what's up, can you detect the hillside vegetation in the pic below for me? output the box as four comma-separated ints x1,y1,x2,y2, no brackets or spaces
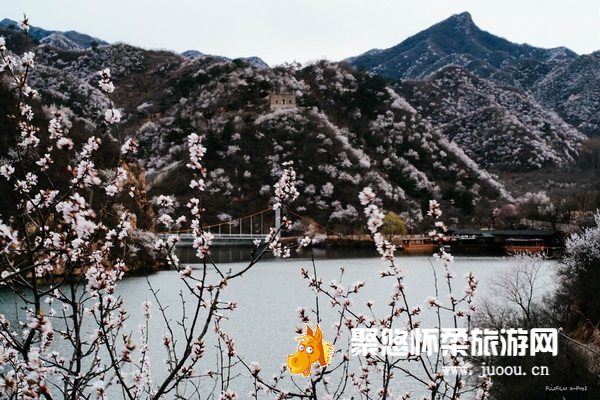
2,12,598,231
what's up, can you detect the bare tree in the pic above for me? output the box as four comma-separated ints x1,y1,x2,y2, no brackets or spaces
478,253,548,328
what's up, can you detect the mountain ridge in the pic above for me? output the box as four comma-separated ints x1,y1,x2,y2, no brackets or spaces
0,14,596,230
181,50,269,68
347,12,578,81
0,30,513,227
395,65,585,170
0,17,269,67
346,11,599,137
0,18,108,50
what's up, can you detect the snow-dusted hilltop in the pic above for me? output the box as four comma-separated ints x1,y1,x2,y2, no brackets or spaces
0,18,108,50
396,66,585,170
347,12,599,137
347,12,578,81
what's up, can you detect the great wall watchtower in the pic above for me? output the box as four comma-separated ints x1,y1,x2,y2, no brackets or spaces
269,93,297,110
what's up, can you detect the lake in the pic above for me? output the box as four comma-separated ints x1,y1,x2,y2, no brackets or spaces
0,247,559,398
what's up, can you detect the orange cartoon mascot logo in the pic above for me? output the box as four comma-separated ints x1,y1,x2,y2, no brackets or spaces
287,323,334,376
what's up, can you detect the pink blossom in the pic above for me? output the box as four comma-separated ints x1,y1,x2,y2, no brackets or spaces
158,214,174,228
299,236,312,247
250,362,261,376
19,103,33,120
92,379,107,400
220,388,238,400
56,193,98,239
180,265,193,278
365,206,384,234
186,133,207,171
72,160,102,187
189,179,205,190
0,54,15,72
273,161,299,204
0,221,18,253
426,296,441,307
35,154,52,170
194,231,214,258
56,137,74,150
427,199,442,218
22,84,39,98
269,240,282,257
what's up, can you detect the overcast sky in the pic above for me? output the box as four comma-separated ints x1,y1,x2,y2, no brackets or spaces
4,0,599,66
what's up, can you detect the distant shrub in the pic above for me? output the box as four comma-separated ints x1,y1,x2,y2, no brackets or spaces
380,211,408,238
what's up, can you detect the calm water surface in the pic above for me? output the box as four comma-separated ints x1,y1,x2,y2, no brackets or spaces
0,248,558,398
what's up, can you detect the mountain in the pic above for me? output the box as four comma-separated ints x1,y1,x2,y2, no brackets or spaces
181,50,206,59
182,50,269,69
347,12,600,137
0,29,512,228
240,56,269,69
2,17,595,231
488,51,600,137
395,66,585,170
0,18,108,50
347,12,577,81
529,52,600,136
0,18,269,67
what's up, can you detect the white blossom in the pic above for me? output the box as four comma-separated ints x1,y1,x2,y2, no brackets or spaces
21,52,34,68
0,164,15,180
105,184,119,197
358,187,376,206
155,195,175,207
18,16,30,32
121,138,137,154
98,68,115,93
104,108,122,124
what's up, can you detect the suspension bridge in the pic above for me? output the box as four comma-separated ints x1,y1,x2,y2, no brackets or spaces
161,208,338,247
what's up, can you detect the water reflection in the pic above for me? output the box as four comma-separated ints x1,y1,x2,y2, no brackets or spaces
176,244,438,264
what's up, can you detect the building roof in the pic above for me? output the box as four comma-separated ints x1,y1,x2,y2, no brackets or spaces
447,228,557,238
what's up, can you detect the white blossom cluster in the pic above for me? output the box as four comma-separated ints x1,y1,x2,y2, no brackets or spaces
272,161,299,209
0,25,167,398
98,68,115,93
404,66,585,170
359,187,396,260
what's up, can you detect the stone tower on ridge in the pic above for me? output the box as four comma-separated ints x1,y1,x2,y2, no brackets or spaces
270,93,296,110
